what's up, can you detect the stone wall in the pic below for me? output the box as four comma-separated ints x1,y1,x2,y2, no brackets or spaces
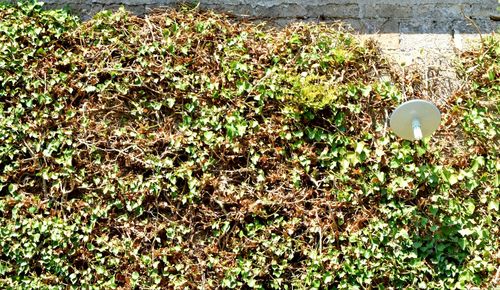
38,0,499,33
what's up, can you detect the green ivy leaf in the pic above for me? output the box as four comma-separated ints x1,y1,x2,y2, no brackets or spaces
488,200,499,211
458,228,473,236
448,174,458,185
84,85,97,93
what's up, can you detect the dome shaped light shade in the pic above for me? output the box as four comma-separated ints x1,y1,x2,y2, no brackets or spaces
390,100,441,141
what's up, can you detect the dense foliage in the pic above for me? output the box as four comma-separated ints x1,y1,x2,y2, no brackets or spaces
0,1,498,289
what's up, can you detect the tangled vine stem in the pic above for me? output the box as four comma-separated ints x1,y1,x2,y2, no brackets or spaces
0,2,498,289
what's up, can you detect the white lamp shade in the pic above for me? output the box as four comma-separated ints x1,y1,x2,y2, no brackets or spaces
390,100,441,141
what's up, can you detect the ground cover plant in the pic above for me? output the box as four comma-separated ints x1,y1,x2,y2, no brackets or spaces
0,1,498,289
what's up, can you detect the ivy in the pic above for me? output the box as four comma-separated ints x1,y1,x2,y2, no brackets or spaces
0,1,498,289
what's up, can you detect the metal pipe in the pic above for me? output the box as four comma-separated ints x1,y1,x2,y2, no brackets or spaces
412,119,423,140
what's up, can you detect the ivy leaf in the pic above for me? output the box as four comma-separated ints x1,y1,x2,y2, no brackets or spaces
458,228,473,236
360,85,372,97
487,69,495,81
7,184,17,194
166,98,175,108
488,200,499,211
204,131,214,142
448,174,458,185
324,272,333,284
84,85,97,93
464,200,475,216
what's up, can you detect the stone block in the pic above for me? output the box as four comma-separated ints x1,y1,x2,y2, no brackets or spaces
252,0,357,6
254,4,308,18
198,3,257,16
413,4,463,18
363,0,490,4
399,33,454,51
197,0,246,5
361,4,413,19
452,19,498,34
400,20,452,33
308,4,359,19
356,18,400,33
103,4,146,15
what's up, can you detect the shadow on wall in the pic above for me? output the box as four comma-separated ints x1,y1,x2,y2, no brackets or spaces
39,0,499,34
